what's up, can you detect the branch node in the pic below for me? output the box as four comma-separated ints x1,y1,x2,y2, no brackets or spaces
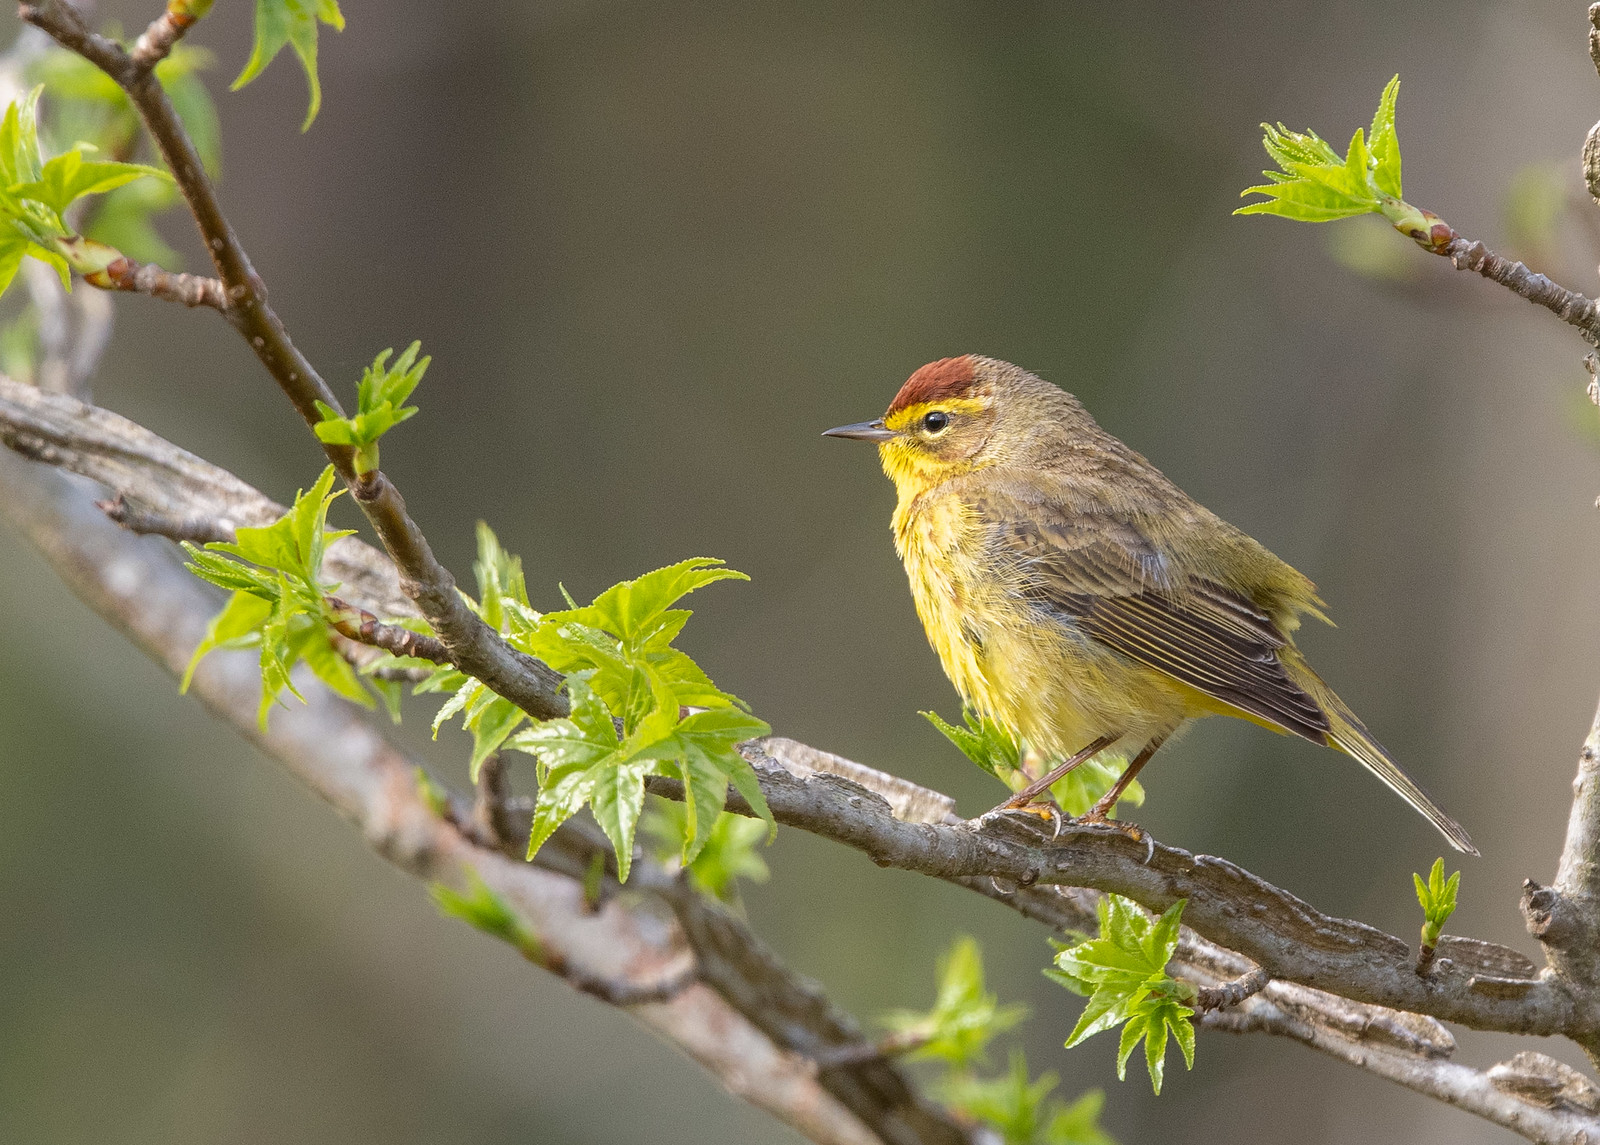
1194,966,1270,1012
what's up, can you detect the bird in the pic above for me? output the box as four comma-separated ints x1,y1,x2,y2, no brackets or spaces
824,355,1477,854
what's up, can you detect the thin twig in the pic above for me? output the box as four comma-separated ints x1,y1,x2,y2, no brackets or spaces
1194,966,1271,1012
324,593,449,664
128,0,201,77
1205,1003,1600,1145
1403,215,1600,346
20,0,570,725
96,493,231,543
82,254,226,310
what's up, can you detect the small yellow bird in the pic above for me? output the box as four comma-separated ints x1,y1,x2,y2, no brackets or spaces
825,355,1476,854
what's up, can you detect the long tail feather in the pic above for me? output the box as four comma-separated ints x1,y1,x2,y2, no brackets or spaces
1278,649,1478,854
1327,708,1478,855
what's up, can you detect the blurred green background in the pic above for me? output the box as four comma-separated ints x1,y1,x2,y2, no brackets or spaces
3,1,1600,1141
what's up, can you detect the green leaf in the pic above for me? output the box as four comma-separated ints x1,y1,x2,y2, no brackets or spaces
938,1050,1116,1145
588,758,651,884
633,705,774,859
233,0,346,131
1051,754,1143,818
1368,75,1402,198
1045,1089,1117,1145
472,521,531,632
209,465,349,583
465,695,524,781
182,588,271,690
1413,856,1461,946
546,558,747,652
1052,896,1195,1093
1236,76,1407,225
881,936,1029,1069
642,801,770,901
923,708,1018,780
312,342,429,472
11,149,171,218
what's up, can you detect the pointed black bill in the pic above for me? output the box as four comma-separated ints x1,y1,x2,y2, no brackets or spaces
822,419,896,442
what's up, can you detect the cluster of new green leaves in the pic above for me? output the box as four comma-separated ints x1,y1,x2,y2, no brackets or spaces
1236,75,1440,244
0,87,169,299
1048,896,1195,1095
642,798,770,903
923,709,1143,817
234,0,345,131
181,465,379,725
313,341,427,475
412,527,772,883
1414,857,1461,953
26,44,219,269
884,937,1116,1145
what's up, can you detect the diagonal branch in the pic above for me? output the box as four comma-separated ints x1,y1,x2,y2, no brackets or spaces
0,447,960,1145
0,373,1589,1049
19,0,570,725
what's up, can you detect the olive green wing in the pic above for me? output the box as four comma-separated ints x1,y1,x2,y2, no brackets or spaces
979,501,1332,744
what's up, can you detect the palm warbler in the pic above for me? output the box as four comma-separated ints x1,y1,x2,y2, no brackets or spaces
825,355,1476,854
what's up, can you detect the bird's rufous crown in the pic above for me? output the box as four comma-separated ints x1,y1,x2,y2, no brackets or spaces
887,355,978,414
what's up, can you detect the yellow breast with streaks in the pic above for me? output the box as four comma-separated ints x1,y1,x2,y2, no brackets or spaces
891,484,1197,760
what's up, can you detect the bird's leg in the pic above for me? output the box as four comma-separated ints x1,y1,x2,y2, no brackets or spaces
1076,733,1168,835
994,734,1119,813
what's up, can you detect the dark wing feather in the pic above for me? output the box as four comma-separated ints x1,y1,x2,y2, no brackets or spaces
984,506,1331,744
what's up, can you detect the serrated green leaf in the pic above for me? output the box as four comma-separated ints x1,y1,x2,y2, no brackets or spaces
181,588,271,690
1053,894,1196,1093
923,708,1018,780
1045,1088,1117,1145
432,676,481,737
643,800,771,900
881,936,1029,1069
1368,75,1401,198
466,696,524,780
1237,77,1409,226
290,616,372,708
233,0,346,131
473,521,530,631
588,758,650,883
552,558,747,651
12,149,171,217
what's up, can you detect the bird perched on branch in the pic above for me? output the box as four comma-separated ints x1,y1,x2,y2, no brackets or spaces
825,355,1476,854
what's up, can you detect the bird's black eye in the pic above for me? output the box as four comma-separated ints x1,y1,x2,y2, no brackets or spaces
923,411,950,434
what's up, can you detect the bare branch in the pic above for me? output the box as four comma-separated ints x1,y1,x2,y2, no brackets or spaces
1401,214,1600,346
82,253,226,310
1205,1003,1600,1145
96,493,231,543
323,593,449,664
128,0,203,77
1195,967,1270,1013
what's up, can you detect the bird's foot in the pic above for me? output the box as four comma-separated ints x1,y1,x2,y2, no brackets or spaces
1072,811,1155,862
974,797,1064,837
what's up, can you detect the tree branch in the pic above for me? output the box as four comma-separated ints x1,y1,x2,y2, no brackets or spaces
81,253,226,310
1205,1004,1600,1145
1523,694,1600,1068
128,0,202,77
0,447,935,1145
19,0,570,725
1399,212,1600,347
1,378,1588,1049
